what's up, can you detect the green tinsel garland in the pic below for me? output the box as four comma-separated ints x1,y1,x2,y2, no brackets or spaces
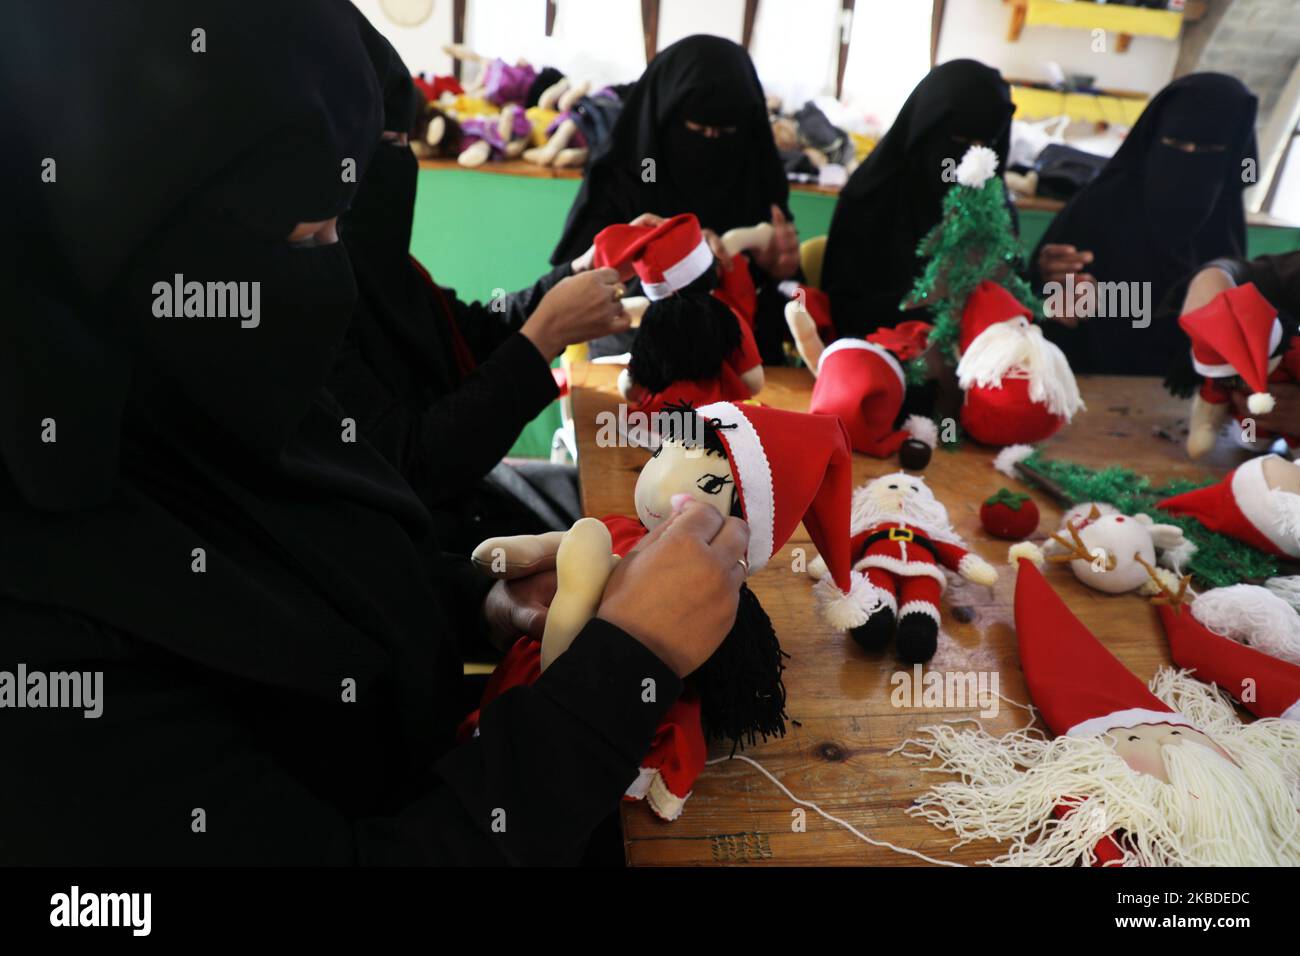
1020,452,1280,589
903,174,1041,365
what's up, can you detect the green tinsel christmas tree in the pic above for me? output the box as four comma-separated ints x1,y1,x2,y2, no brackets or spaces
1018,451,1281,589
902,145,1040,383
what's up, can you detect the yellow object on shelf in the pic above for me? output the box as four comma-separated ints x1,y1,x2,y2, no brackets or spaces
1024,0,1183,39
1011,84,1148,127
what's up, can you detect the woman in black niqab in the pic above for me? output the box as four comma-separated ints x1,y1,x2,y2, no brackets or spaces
1,0,683,865
550,34,795,361
1030,73,1258,375
821,59,1015,339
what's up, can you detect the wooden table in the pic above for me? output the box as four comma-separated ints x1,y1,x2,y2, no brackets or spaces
569,363,1255,866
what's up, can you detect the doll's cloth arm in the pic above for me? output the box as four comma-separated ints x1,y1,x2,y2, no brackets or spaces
930,538,976,573
2,604,677,865
329,331,558,506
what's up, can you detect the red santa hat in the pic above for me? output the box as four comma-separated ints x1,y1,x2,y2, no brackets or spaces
694,402,854,596
1180,282,1282,416
1159,455,1300,559
808,323,937,457
593,213,714,301
1156,603,1300,723
1015,559,1194,737
956,281,1083,447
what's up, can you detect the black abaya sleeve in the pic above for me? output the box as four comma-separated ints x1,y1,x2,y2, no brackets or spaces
822,194,911,338
1,606,680,865
446,262,574,360
329,330,559,507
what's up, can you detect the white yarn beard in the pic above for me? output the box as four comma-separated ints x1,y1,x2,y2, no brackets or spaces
1267,486,1300,547
956,319,1086,420
899,669,1300,866
851,484,963,546
1192,584,1300,666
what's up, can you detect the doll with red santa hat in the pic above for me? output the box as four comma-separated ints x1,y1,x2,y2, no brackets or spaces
808,473,999,664
1159,452,1300,560
899,558,1300,866
1168,281,1300,458
465,401,859,821
591,214,768,415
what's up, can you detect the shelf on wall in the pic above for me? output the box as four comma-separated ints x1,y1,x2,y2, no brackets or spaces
1005,0,1184,53
1011,83,1149,125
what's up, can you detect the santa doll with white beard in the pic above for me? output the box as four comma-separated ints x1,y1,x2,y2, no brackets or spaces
898,558,1300,866
810,473,998,663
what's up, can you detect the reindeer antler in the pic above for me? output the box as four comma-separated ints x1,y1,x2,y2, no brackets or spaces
1047,520,1116,570
1133,552,1192,609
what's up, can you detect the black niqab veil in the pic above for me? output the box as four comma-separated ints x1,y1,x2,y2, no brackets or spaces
550,34,790,265
2,0,460,743
1032,72,1258,375
821,59,1015,338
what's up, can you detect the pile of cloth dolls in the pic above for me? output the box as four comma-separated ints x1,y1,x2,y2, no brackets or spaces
409,45,624,169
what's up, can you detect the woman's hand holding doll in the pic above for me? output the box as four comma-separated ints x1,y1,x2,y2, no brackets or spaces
598,496,750,677
521,267,631,360
754,204,799,279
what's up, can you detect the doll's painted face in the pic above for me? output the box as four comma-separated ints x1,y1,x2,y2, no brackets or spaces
634,438,736,530
1105,723,1231,785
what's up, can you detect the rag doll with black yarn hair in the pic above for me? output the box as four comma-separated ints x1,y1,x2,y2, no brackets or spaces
465,399,858,820
598,214,772,414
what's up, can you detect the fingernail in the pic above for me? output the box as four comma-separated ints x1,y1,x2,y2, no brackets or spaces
671,493,692,513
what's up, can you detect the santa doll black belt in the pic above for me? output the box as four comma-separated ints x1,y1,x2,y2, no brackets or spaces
864,528,941,560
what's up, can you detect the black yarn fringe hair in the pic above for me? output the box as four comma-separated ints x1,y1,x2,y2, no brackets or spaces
628,294,742,394
695,583,788,753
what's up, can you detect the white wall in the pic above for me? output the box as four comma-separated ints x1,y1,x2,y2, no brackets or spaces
936,0,1180,96
658,0,744,48
351,0,455,75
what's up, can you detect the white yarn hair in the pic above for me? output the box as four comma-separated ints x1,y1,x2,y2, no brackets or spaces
1266,487,1300,546
851,475,964,545
1265,575,1300,612
1191,584,1300,666
956,318,1086,420
904,415,938,449
898,668,1300,866
955,144,999,188
992,444,1034,479
813,570,891,631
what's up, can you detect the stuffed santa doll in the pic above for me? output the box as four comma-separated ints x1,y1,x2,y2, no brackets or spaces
1176,281,1300,458
1159,453,1300,560
593,214,765,415
466,401,858,821
899,558,1300,866
810,473,998,664
1156,586,1300,722
785,303,938,463
954,280,1085,447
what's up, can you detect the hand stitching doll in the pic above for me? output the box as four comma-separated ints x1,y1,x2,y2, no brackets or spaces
1168,282,1300,459
898,558,1300,866
809,472,999,664
465,400,859,820
593,214,766,415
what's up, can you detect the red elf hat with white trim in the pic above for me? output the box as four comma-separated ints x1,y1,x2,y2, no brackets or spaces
809,323,936,457
593,213,715,301
1180,282,1281,415
694,402,854,594
1015,559,1194,737
1156,603,1300,723
1159,455,1300,559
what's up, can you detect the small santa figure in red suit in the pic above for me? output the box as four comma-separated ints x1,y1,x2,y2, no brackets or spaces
899,559,1300,866
810,472,998,663
1177,281,1300,458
